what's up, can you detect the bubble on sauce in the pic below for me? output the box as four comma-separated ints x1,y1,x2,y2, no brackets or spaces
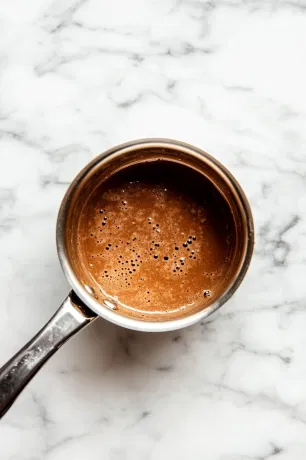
84,284,95,295
103,299,118,310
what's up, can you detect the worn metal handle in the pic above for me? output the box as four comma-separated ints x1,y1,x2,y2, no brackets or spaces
0,292,97,419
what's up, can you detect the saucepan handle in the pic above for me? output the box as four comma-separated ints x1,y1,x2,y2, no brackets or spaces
0,292,97,419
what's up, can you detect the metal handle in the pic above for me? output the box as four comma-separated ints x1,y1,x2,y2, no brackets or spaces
0,292,97,419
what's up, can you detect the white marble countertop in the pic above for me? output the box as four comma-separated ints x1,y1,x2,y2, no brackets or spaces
1,0,306,458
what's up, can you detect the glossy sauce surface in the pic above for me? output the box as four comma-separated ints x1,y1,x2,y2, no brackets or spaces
76,161,236,318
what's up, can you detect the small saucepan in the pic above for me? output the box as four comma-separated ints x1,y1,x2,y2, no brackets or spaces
0,139,254,418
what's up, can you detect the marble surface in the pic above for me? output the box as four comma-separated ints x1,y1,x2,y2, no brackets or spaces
1,0,306,458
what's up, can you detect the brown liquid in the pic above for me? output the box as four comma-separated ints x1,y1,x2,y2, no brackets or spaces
75,161,236,320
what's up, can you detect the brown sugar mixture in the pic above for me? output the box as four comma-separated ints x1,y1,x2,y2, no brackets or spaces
76,160,236,319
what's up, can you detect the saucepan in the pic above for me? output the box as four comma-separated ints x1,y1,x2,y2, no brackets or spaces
0,139,254,418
